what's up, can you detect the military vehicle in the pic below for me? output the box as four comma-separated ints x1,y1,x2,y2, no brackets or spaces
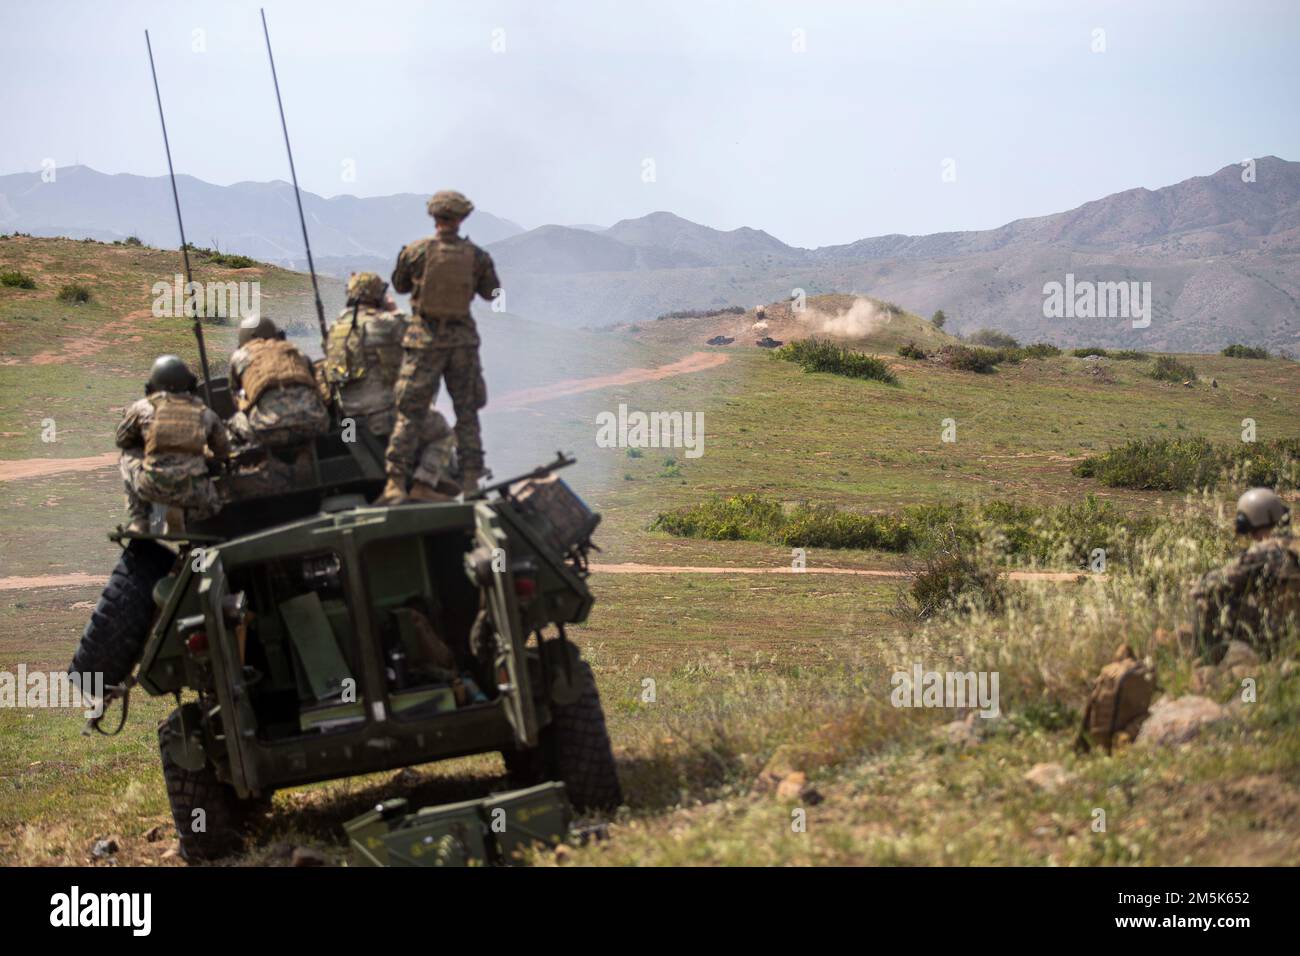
67,20,620,863
71,417,621,862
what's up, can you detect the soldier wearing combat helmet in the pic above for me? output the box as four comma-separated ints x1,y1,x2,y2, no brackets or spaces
1192,488,1299,661
323,271,460,500
381,190,500,502
116,355,231,533
227,314,329,450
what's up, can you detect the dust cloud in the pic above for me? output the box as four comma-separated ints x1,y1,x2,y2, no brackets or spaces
797,297,890,339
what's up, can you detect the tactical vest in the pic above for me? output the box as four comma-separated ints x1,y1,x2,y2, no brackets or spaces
144,392,206,461
239,338,317,410
324,306,404,388
418,238,476,317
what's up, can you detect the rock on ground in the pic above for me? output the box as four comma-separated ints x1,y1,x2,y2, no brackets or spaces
1136,695,1227,747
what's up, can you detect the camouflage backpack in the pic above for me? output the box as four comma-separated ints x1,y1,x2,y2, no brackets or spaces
1075,644,1156,754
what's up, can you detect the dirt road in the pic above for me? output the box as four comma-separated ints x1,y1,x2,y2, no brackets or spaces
0,564,1092,592
0,352,730,482
591,563,1093,582
0,452,118,482
493,351,728,410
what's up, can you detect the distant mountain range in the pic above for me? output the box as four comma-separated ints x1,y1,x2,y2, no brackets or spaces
2,158,1297,351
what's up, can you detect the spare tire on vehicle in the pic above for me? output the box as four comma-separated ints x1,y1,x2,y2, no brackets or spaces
68,539,176,687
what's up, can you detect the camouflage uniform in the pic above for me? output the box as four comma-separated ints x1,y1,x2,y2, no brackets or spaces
386,195,499,488
324,280,458,490
228,337,330,450
116,392,230,522
1192,532,1300,661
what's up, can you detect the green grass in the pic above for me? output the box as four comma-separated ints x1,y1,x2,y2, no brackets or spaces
774,337,898,384
4,243,1300,866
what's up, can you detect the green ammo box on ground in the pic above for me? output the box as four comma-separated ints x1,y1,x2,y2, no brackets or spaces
343,782,572,867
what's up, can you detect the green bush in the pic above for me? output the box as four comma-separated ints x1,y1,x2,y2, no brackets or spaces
909,544,1007,619
1148,355,1197,383
1221,344,1270,359
774,338,898,384
56,283,91,304
0,269,36,289
1070,347,1147,360
657,305,746,320
1074,436,1300,491
652,494,1160,569
897,341,927,360
1020,343,1062,359
184,244,257,269
931,309,946,329
967,329,1020,349
939,345,1001,373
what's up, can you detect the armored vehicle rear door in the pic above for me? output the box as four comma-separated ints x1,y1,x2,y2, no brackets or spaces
475,503,537,747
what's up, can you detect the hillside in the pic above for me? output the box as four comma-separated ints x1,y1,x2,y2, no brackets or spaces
0,165,523,273
488,157,1300,352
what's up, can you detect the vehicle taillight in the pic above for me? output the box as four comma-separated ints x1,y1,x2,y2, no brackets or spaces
514,576,537,601
186,631,209,655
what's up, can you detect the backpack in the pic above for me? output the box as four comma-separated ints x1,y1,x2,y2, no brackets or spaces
1076,644,1156,754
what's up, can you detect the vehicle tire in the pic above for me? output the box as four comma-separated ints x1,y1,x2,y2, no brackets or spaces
503,660,622,811
158,723,247,863
69,539,175,687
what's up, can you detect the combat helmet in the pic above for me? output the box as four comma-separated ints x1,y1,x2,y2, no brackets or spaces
427,190,474,220
1235,488,1290,534
148,354,197,394
346,271,387,306
238,314,280,346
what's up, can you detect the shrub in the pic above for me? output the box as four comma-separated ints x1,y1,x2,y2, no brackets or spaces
652,494,1162,570
183,244,257,269
1073,436,1300,491
938,345,1001,373
1221,344,1270,359
967,328,1020,349
774,338,898,384
656,305,746,321
897,341,927,360
1020,343,1062,359
57,283,91,304
1108,349,1148,360
0,270,36,289
908,543,1007,619
931,309,946,329
1148,355,1197,383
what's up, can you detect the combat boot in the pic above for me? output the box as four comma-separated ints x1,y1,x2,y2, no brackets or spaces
375,478,408,505
459,467,482,497
407,481,452,503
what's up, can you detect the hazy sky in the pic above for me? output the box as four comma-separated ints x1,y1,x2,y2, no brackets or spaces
3,0,1297,247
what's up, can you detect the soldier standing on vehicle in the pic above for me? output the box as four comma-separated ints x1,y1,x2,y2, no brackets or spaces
324,272,459,501
1192,488,1299,661
381,190,500,503
227,314,329,450
117,355,230,532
